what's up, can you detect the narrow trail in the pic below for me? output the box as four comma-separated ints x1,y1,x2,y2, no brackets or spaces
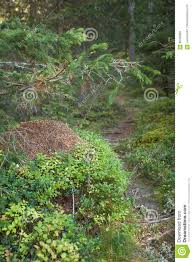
103,111,134,145
103,108,162,216
103,107,175,250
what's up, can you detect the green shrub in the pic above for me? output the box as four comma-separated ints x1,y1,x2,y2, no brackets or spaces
1,131,129,220
0,130,136,261
0,202,87,261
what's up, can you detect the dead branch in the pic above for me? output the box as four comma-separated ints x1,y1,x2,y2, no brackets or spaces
0,62,46,71
141,215,174,224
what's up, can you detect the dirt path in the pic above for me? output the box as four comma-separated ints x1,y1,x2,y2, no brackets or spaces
103,111,134,145
103,109,162,216
103,106,175,250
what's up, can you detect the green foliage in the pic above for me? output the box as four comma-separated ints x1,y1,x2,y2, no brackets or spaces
0,130,137,261
0,19,154,125
129,64,161,88
141,37,175,94
0,131,129,221
0,110,17,133
0,18,85,62
116,98,175,211
96,224,138,262
0,19,85,122
0,202,85,261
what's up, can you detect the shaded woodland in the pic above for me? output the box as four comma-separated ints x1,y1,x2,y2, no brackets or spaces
0,1,174,261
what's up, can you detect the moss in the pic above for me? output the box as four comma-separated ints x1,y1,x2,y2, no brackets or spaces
115,98,174,212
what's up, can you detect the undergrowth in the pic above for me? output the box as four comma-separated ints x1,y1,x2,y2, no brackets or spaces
115,98,175,213
0,131,138,261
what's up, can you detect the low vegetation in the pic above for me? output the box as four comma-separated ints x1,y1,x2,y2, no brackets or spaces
0,131,139,261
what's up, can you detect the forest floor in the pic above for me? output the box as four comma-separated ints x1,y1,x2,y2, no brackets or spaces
102,98,175,260
103,107,162,216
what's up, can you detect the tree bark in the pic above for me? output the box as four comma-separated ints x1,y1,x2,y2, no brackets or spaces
56,0,65,34
29,0,37,24
128,0,136,61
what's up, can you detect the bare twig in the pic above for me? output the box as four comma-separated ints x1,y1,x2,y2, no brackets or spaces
141,215,174,224
0,61,46,70
72,189,75,218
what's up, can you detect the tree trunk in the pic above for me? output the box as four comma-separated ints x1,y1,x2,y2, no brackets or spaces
29,0,37,24
148,1,154,26
56,0,65,34
128,0,135,61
